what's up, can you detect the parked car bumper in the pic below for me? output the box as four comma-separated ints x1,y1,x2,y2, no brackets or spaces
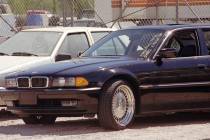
0,88,101,116
0,76,6,106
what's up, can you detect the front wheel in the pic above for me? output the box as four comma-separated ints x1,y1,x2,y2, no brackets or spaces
98,80,135,130
22,115,56,125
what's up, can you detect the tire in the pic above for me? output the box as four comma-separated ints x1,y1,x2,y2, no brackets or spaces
98,80,135,130
22,115,56,125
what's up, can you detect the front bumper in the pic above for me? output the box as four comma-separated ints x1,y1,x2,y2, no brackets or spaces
0,87,101,116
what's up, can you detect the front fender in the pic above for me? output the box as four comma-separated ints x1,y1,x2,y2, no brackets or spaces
87,68,139,87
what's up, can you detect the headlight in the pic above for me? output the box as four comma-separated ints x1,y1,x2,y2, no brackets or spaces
52,77,89,87
52,77,75,87
5,78,17,88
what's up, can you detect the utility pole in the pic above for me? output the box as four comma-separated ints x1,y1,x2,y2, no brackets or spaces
176,0,179,24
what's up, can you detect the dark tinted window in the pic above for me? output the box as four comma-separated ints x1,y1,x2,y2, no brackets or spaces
91,32,109,42
58,33,90,58
164,30,198,57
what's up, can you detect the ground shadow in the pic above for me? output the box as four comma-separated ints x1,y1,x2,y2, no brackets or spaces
0,112,210,136
0,108,16,121
133,112,210,129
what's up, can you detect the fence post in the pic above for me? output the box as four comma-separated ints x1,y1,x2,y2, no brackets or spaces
156,1,159,25
52,0,56,14
176,0,179,24
71,0,74,27
62,0,67,27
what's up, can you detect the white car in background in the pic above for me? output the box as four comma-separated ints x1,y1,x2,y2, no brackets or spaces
0,27,114,105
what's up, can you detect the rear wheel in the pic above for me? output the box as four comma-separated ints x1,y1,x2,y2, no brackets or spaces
22,115,56,125
98,80,135,130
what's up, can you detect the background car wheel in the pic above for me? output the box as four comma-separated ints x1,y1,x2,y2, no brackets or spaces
98,80,135,130
22,115,56,125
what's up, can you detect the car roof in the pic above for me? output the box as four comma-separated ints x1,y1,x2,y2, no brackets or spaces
22,27,115,33
123,24,210,31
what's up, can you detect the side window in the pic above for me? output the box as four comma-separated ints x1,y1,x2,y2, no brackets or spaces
58,33,90,58
203,30,210,54
92,35,130,56
164,30,198,58
91,32,110,42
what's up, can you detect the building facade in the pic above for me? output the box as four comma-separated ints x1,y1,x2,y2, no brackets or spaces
95,0,210,24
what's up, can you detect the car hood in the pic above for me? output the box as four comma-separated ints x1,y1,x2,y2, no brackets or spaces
0,56,52,87
0,56,52,74
0,56,50,75
14,57,137,76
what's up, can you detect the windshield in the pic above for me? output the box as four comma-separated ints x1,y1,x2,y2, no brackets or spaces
82,29,164,58
0,31,62,56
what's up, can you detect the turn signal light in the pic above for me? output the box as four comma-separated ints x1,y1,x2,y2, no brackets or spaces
75,77,89,87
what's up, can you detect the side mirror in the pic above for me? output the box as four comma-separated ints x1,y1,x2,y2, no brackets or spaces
155,48,177,66
55,54,71,62
77,52,83,57
159,48,177,58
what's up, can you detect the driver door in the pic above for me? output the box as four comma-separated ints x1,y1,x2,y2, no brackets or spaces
140,29,210,113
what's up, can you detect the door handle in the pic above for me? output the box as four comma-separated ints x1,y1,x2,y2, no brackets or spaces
197,64,207,69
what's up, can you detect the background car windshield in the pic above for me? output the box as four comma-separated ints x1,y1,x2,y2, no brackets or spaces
0,31,62,56
83,29,164,58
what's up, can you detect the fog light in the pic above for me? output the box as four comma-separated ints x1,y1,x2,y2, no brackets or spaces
61,100,78,107
5,101,14,107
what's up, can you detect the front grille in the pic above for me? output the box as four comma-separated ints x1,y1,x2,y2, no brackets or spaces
16,76,49,88
31,77,48,88
17,77,30,88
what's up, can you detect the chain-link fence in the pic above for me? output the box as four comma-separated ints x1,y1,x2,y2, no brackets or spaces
0,0,96,38
0,0,210,38
110,0,210,28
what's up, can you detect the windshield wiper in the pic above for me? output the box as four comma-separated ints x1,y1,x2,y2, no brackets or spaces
12,52,38,56
0,52,9,56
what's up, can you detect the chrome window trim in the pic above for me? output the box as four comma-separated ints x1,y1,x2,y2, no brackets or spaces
152,31,173,60
152,27,203,60
140,81,210,89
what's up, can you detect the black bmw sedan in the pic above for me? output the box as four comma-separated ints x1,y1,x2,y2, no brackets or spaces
2,25,210,130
